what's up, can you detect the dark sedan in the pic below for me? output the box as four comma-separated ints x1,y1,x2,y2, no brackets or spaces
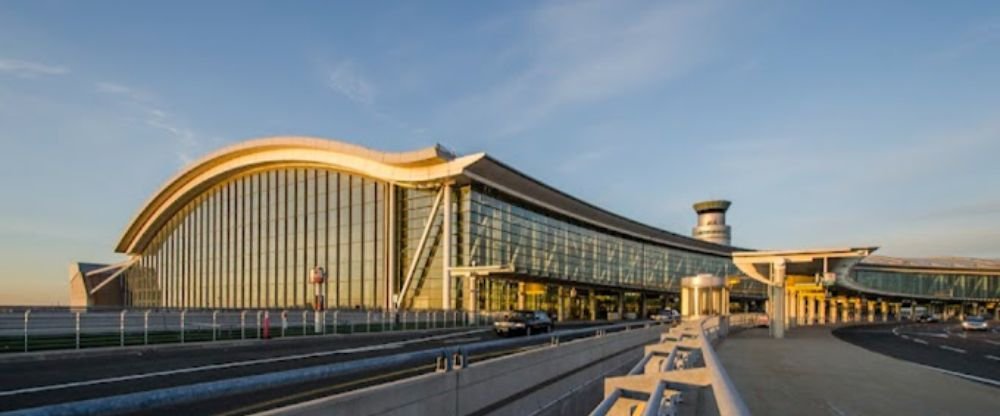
494,310,553,336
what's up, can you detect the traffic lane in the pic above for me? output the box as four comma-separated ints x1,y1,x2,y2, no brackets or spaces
0,329,491,411
141,322,651,416
0,321,625,412
833,323,1000,383
894,322,1000,358
0,327,481,390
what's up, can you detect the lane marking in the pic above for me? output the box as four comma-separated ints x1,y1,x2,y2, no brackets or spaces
912,338,928,345
0,328,487,398
904,362,1000,387
900,335,910,340
939,345,967,354
986,355,1000,361
984,340,1000,346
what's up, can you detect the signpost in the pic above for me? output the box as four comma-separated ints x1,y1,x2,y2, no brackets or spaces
311,266,327,333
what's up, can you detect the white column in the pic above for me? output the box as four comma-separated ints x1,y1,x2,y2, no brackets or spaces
797,293,806,326
818,298,826,325
441,183,452,310
841,299,849,323
517,282,526,310
772,259,786,339
807,296,815,326
386,183,396,311
880,301,888,322
828,300,838,324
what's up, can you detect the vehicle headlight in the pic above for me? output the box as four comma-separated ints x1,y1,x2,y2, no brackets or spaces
513,323,525,328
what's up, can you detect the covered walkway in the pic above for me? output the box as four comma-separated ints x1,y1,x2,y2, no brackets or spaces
716,326,1000,415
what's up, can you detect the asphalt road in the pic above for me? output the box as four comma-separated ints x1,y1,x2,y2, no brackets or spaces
0,321,625,415
833,322,1000,384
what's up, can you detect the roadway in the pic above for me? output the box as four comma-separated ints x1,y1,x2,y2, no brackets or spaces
0,320,626,415
833,321,1000,384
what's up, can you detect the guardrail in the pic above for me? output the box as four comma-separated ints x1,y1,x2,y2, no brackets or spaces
0,308,492,354
9,320,659,416
589,313,761,416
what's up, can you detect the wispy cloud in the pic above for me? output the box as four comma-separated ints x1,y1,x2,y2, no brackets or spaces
0,58,69,77
326,61,376,106
444,0,721,138
96,81,203,164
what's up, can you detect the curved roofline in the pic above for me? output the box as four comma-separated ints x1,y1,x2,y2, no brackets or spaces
117,136,482,254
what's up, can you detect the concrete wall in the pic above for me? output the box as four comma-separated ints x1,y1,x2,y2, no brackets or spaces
262,325,664,416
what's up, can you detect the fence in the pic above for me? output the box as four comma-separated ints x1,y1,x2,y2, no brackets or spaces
0,308,492,354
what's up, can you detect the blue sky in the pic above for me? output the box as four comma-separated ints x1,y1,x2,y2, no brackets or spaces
2,1,999,305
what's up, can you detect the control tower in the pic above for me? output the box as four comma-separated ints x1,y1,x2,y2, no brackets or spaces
692,200,732,246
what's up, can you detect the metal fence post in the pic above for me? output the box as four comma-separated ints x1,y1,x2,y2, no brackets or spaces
366,310,372,333
241,310,247,340
180,310,187,344
75,311,81,350
333,310,339,335
213,310,219,341
302,310,308,336
257,311,263,338
144,310,151,345
120,309,127,347
281,310,287,337
23,309,30,352
322,311,328,335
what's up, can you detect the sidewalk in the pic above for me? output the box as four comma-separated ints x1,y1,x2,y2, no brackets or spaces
716,326,999,415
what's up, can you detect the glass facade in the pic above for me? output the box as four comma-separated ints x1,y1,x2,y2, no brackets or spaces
463,185,765,297
118,172,767,311
851,268,1000,300
122,168,387,309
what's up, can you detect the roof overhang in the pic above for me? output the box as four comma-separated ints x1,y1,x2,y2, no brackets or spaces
732,246,878,287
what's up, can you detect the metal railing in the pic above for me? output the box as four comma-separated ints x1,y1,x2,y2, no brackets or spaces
0,307,493,354
590,313,761,416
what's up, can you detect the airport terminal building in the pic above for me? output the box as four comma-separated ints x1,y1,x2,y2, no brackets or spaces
70,137,1000,320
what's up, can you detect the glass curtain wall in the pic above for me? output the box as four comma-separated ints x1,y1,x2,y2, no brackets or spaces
463,184,765,297
851,268,1000,300
122,168,387,310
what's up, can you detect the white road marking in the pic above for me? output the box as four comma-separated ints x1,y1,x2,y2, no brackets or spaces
900,335,910,340
912,338,928,345
939,345,967,354
0,328,487,398
984,340,1000,346
825,401,848,416
915,333,949,339
986,355,1000,361
904,362,1000,387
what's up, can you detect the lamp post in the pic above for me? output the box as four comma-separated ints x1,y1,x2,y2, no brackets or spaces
311,266,327,333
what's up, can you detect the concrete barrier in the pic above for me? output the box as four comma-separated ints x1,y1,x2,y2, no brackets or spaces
259,325,666,416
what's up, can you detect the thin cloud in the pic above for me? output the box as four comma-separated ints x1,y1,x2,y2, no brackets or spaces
0,58,69,77
443,0,721,138
326,61,376,106
96,80,203,165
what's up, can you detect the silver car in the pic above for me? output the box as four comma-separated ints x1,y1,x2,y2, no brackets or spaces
961,315,989,331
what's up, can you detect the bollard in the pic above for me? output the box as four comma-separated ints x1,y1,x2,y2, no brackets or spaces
263,311,271,339
432,311,437,329
452,311,457,328
333,311,339,335
367,311,372,333
402,311,407,331
75,312,81,350
144,310,151,345
120,310,127,347
302,310,308,336
180,310,187,344
23,309,30,352
213,311,219,341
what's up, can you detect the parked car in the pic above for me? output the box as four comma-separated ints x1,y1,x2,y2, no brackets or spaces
651,308,680,323
755,314,770,328
916,314,939,323
961,315,989,331
494,310,553,336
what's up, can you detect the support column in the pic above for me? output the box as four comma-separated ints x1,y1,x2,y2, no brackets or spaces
880,301,888,322
693,287,701,317
806,296,816,325
797,293,806,326
771,259,786,339
867,301,875,323
818,298,827,325
517,282,526,310
841,298,849,323
441,183,452,310
854,299,862,322
618,291,625,320
722,287,730,316
828,300,837,324
639,293,648,319
557,287,565,322
589,291,597,321
681,287,691,317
